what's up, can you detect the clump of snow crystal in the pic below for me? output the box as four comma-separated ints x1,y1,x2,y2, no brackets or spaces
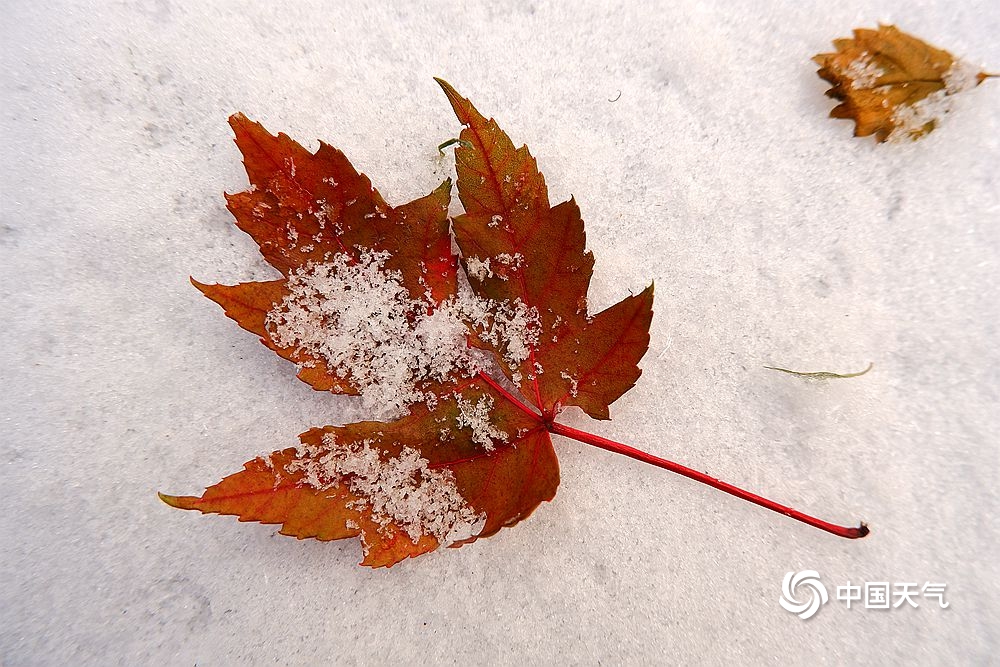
888,60,980,143
456,282,541,370
455,394,508,450
845,52,885,89
289,434,486,546
888,93,946,142
942,59,981,94
465,256,492,281
266,249,478,413
266,247,542,415
492,253,524,280
559,370,579,397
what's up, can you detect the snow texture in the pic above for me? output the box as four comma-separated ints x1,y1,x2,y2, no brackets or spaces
845,52,885,89
289,435,485,548
1,1,998,664
266,249,476,414
887,61,982,143
454,394,508,451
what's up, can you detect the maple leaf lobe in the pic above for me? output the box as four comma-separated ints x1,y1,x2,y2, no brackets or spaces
161,379,559,567
436,78,654,421
195,115,456,396
190,277,356,393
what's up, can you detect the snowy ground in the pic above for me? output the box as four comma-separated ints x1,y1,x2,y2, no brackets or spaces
2,1,998,664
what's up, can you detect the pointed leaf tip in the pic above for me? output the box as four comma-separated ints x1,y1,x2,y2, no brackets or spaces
435,78,480,127
158,491,199,510
433,76,454,94
189,277,220,301
434,77,461,106
227,112,255,140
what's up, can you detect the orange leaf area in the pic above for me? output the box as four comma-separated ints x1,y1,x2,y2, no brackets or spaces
161,378,556,567
438,79,654,421
814,24,994,142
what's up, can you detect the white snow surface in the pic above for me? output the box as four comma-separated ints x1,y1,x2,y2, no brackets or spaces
2,1,998,664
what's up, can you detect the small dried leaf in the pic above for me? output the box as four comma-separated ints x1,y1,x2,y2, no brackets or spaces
813,24,994,142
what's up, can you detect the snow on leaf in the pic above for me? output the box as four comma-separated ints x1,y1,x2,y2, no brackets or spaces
163,82,658,567
436,78,654,420
264,249,479,413
161,379,556,568
454,393,508,451
194,115,459,400
813,24,995,142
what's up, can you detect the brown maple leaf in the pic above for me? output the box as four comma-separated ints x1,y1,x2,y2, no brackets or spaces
161,81,868,568
814,24,996,142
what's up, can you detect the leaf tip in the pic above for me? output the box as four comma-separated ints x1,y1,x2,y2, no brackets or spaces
227,112,256,142
435,77,479,127
158,491,199,510
434,76,460,102
190,276,211,294
432,76,453,91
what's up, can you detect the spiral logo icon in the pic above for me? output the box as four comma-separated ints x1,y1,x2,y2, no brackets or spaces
779,570,828,619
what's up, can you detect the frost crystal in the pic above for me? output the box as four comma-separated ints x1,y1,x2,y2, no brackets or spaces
455,394,508,451
289,435,486,546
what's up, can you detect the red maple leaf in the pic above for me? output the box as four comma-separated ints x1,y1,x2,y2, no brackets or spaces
161,81,868,567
